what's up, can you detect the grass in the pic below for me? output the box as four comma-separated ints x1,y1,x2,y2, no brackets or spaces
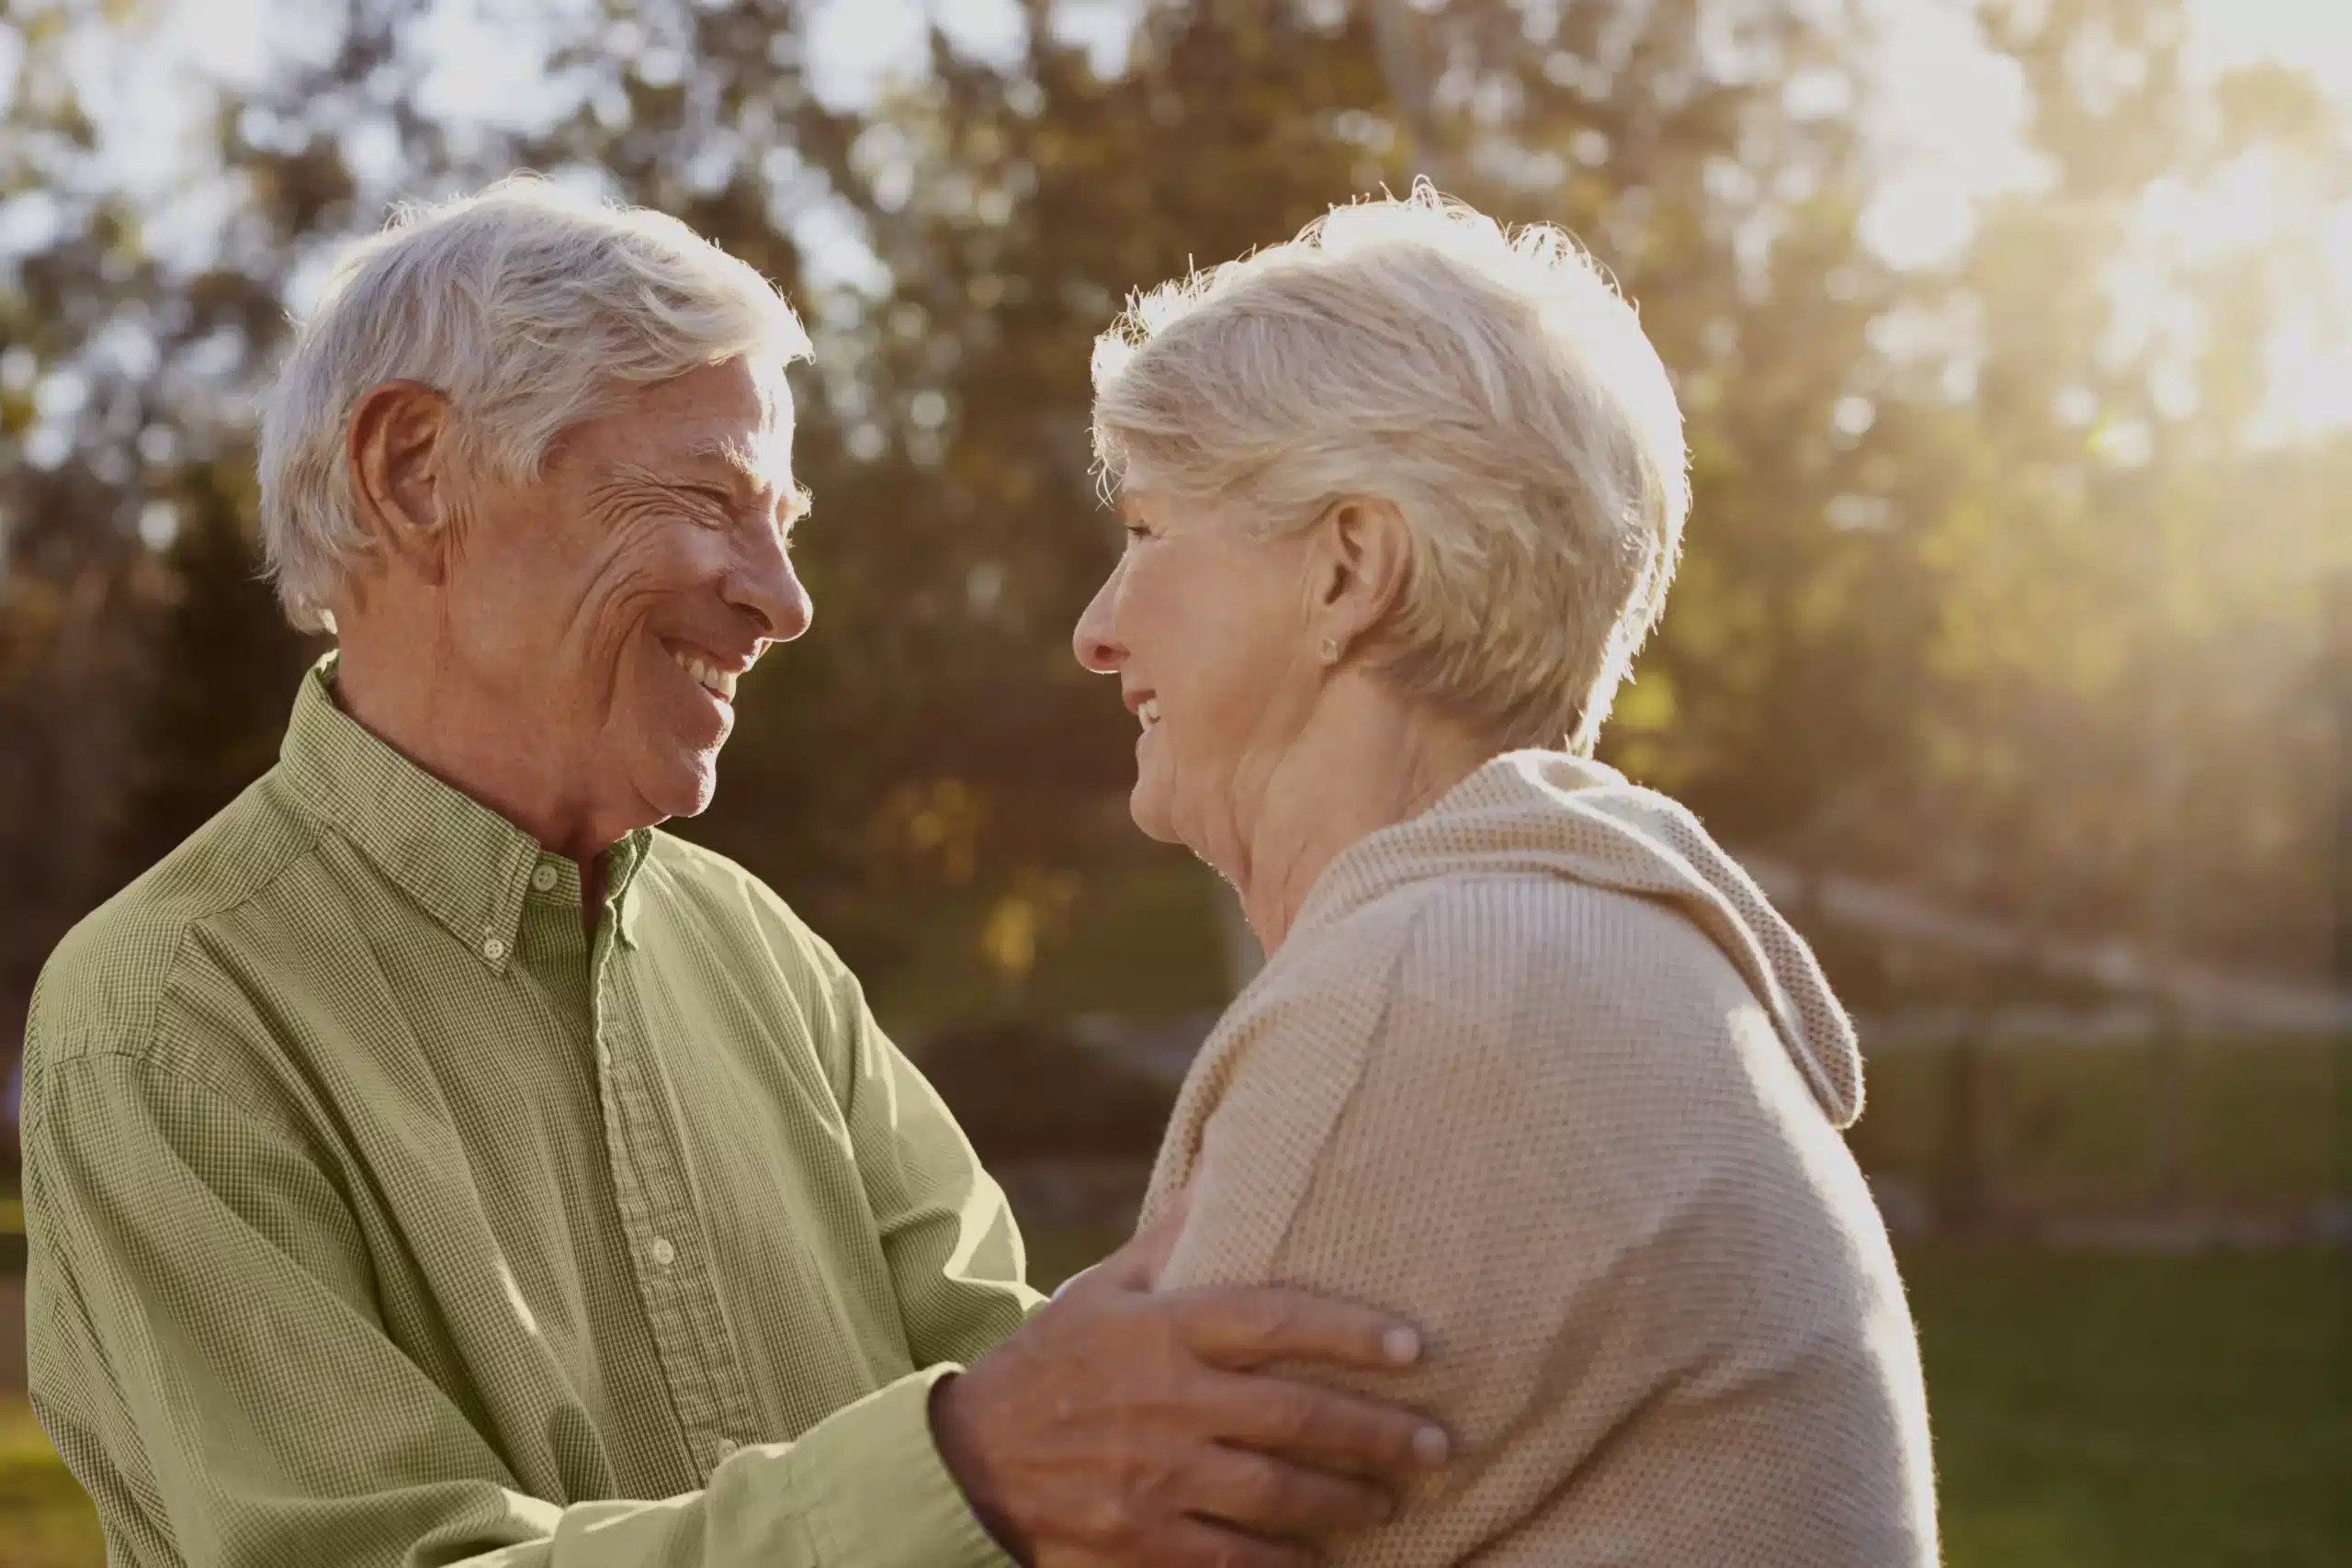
2,1247,2343,1567
1028,1238,2350,1568
1909,1247,2349,1567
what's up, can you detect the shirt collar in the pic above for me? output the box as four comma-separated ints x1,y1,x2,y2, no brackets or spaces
277,654,652,970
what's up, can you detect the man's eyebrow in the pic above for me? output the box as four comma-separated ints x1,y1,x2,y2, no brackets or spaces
679,434,782,484
779,481,813,530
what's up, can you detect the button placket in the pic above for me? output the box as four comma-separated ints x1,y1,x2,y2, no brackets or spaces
592,942,761,1463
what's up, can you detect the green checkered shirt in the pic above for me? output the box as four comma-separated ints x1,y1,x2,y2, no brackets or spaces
22,657,1040,1567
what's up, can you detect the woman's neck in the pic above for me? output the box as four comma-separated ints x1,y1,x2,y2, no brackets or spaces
1235,679,1499,954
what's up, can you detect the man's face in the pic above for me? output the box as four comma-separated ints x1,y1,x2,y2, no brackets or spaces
437,356,811,824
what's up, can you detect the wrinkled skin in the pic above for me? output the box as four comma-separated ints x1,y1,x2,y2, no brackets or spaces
1071,480,1487,953
1071,485,1326,877
332,356,810,863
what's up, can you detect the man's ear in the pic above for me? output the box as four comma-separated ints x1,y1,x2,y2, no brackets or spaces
346,380,457,583
1308,495,1415,661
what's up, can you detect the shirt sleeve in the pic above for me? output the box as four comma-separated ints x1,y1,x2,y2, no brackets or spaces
25,1043,1012,1568
808,935,1048,1366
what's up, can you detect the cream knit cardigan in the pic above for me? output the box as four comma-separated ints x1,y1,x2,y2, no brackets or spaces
1142,751,1937,1566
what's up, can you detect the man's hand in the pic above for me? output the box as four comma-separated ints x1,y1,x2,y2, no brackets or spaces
931,1207,1448,1568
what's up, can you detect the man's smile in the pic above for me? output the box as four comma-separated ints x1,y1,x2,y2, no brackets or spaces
662,638,758,704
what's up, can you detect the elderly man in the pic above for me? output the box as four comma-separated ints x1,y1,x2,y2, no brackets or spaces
21,179,1446,1568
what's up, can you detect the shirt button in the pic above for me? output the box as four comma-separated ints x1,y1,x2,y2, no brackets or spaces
650,1236,676,1269
596,1041,613,1070
531,864,560,893
481,936,507,962
712,1438,740,1462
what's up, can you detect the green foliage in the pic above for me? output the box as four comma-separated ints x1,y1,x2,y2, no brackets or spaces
863,855,1232,1040
101,478,322,894
911,1019,1177,1164
1,0,2345,1012
1884,0,2352,971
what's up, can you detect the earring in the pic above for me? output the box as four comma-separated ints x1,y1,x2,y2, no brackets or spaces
1320,636,1340,664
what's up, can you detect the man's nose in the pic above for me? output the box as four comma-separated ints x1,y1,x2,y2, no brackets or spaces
726,526,813,644
1071,572,1123,674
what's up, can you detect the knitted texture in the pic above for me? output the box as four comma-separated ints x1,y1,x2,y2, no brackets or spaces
1143,751,1937,1566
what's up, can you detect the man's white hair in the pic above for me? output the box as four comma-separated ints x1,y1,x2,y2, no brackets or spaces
1091,184,1689,754
258,174,811,630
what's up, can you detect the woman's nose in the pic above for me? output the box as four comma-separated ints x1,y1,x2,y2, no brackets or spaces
1072,573,1124,674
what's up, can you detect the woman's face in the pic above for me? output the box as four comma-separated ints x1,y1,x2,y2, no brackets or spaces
1072,485,1324,865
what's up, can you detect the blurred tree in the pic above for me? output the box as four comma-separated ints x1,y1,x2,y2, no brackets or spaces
0,0,433,987
3,0,2347,1026
104,469,320,886
643,0,1950,958
1903,0,2352,973
2,3,170,999
2333,566,2351,992
910,1015,1175,1163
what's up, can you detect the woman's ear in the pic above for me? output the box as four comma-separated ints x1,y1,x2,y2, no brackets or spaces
1311,495,1414,660
346,380,457,584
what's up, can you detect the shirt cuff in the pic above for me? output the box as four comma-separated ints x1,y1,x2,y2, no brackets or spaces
759,1364,1014,1568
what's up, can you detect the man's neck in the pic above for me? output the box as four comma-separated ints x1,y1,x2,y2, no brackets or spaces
1233,684,1497,954
331,620,630,871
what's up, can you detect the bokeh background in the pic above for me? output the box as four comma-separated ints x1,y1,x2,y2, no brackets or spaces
1,0,2347,1562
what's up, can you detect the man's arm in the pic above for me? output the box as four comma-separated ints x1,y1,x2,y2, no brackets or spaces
809,933,1043,1363
791,917,1458,1568
26,1043,1005,1568
28,931,1457,1568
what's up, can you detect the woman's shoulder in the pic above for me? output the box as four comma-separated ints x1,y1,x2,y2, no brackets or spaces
1295,868,1746,1010
1205,882,1436,1070
1201,869,1768,1145
1293,873,1793,1145
1214,874,1713,1104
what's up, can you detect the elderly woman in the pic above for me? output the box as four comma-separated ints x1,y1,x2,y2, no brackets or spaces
1072,189,1937,1565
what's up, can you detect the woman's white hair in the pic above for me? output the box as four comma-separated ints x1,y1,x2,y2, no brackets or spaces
258,174,811,630
1091,183,1689,755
